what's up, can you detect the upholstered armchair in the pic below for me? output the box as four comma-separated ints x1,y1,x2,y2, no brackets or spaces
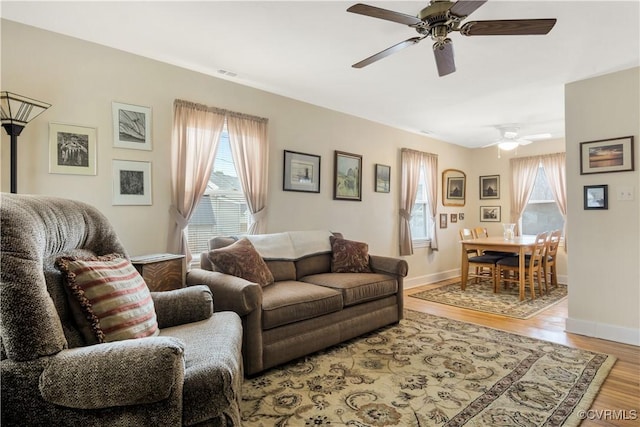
1,194,243,426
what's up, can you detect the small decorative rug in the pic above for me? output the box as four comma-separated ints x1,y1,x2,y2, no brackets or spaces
410,282,568,319
241,310,614,427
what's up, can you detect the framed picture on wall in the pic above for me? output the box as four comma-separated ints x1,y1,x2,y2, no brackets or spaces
283,150,321,193
439,213,447,229
479,175,500,199
334,151,362,201
442,169,466,206
48,123,97,175
112,160,152,205
580,136,634,174
112,102,152,150
584,184,608,209
375,164,391,193
480,206,501,222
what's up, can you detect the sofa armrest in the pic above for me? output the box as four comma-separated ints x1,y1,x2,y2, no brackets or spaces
369,255,409,277
151,286,213,329
186,269,262,316
39,337,185,409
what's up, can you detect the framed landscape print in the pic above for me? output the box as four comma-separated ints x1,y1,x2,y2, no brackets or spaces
112,160,152,205
375,164,391,193
480,175,500,199
580,136,634,174
442,169,466,206
49,123,97,175
334,151,362,201
283,150,320,193
480,206,501,222
112,102,152,150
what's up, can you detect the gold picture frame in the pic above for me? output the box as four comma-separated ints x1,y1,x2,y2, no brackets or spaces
442,168,466,206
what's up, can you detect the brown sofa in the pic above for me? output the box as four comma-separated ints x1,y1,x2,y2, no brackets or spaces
186,231,408,376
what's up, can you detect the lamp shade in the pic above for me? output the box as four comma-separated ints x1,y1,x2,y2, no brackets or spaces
1,91,51,129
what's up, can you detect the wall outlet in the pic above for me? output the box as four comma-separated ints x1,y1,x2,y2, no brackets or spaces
617,186,634,201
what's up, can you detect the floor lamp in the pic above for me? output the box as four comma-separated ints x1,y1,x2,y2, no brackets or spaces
1,91,51,193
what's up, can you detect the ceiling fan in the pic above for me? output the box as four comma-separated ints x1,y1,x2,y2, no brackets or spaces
347,0,557,76
483,125,552,151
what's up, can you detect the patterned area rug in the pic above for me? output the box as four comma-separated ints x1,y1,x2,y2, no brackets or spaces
241,310,614,427
410,282,568,319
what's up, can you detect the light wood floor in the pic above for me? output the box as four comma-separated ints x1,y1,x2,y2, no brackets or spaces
405,278,639,427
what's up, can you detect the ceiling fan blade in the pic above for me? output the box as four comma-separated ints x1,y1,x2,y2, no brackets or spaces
460,19,557,36
347,3,422,26
522,133,552,140
449,0,487,18
433,39,455,77
352,37,423,68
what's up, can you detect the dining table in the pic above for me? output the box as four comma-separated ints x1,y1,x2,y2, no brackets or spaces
460,235,538,301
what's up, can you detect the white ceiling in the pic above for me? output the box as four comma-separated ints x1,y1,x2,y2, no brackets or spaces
2,1,639,148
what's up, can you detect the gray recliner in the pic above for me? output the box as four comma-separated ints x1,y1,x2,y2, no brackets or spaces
0,194,243,426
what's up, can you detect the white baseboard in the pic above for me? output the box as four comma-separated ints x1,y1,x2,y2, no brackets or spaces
566,317,640,346
404,269,460,289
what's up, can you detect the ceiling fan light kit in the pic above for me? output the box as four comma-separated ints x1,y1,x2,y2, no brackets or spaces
497,141,519,151
347,0,556,77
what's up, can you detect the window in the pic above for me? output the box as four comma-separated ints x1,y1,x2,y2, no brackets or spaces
522,165,564,235
410,166,434,246
187,128,248,256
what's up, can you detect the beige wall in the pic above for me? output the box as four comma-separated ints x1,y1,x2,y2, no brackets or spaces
565,67,640,345
1,21,569,290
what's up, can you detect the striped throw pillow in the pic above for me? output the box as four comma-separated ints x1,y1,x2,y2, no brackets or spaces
56,254,159,343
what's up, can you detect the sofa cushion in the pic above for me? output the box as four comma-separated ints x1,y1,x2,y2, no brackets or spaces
261,281,343,330
55,254,159,343
265,260,296,282
295,253,331,279
208,238,274,286
301,273,398,306
330,236,372,273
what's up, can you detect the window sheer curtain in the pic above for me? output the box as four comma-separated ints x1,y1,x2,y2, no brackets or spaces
424,152,439,250
399,148,438,255
509,153,566,238
509,156,540,235
540,152,567,248
227,112,270,234
169,100,225,262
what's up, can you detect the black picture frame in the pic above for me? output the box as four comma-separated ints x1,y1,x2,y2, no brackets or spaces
283,150,321,193
375,164,391,193
334,151,362,201
584,185,608,210
580,136,634,175
479,175,500,199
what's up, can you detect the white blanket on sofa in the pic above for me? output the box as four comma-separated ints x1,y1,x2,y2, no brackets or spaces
245,230,333,260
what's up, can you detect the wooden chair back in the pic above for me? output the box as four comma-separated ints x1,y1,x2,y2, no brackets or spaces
473,227,488,238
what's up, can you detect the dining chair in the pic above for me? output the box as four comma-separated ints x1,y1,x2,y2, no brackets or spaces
543,229,562,293
496,231,549,299
459,228,506,291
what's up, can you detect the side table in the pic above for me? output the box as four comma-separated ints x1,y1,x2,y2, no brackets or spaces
130,253,186,292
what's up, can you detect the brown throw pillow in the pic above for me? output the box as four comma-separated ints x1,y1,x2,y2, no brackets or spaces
208,238,275,286
55,254,159,344
330,236,372,273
